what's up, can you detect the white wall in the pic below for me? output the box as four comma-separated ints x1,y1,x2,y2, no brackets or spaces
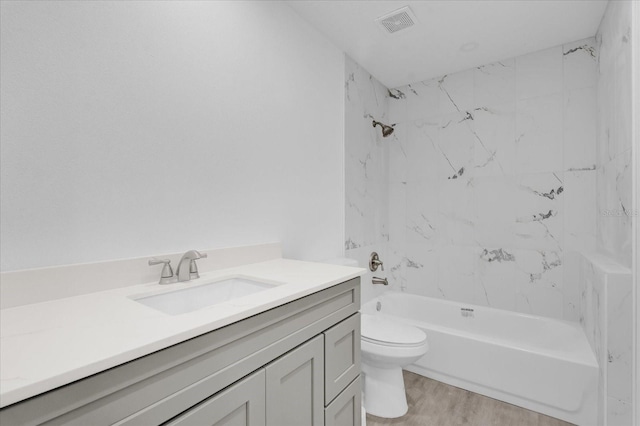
0,1,345,271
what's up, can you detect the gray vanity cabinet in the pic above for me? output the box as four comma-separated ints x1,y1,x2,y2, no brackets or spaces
265,335,324,426
166,370,266,426
0,278,361,426
323,313,361,405
325,376,362,426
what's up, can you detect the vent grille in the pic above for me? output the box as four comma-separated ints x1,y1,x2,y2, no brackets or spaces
375,6,417,34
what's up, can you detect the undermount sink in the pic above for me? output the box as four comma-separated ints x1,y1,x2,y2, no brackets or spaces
133,277,279,315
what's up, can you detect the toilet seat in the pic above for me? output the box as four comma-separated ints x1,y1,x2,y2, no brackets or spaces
362,337,426,348
361,314,426,347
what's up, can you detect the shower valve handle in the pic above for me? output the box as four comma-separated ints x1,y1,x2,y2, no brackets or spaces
369,252,384,271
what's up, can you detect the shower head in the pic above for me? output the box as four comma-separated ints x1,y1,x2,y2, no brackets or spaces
372,120,395,137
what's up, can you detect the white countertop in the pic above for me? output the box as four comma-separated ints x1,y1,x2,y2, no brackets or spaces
0,258,364,408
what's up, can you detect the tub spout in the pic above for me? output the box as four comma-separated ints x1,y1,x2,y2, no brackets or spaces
372,277,388,285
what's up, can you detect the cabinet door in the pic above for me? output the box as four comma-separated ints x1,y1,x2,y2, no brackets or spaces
266,335,324,426
324,313,361,404
325,376,361,426
165,370,265,426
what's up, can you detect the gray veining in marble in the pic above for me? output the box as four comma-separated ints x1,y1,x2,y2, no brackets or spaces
346,37,601,321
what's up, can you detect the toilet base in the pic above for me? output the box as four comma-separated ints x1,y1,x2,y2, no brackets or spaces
362,363,408,418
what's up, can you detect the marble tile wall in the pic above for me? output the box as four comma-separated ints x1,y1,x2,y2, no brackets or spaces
590,2,634,425
596,0,633,268
579,253,633,426
344,55,394,303
384,38,598,321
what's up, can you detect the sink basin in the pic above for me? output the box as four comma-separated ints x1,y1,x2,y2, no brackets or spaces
133,277,279,315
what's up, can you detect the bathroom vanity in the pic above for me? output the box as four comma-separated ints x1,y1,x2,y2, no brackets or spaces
0,246,363,426
2,278,361,425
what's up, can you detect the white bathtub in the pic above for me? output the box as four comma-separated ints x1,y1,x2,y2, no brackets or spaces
361,292,598,425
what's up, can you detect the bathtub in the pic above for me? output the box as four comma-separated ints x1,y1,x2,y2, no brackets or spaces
361,292,598,425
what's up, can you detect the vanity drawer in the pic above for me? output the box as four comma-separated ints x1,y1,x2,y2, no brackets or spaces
324,312,361,405
325,376,361,426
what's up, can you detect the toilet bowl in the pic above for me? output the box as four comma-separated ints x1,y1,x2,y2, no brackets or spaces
361,313,428,418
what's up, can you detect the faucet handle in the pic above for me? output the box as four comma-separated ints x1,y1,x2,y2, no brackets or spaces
189,252,207,280
148,258,176,284
369,252,384,272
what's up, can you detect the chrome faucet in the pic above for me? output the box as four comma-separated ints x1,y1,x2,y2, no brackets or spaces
176,250,208,282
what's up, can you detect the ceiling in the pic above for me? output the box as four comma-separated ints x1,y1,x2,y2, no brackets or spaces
287,0,608,88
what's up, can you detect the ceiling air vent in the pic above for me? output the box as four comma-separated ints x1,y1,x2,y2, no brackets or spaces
375,6,418,34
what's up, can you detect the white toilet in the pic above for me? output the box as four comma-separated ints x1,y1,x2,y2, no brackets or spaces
360,313,428,418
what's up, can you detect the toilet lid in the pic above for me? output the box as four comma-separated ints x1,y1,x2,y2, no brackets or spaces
361,314,426,346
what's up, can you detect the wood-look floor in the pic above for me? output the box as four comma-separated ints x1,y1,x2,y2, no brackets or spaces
365,371,574,426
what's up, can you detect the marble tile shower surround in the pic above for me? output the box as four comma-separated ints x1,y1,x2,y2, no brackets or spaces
344,56,392,303
596,0,633,268
578,252,632,426
345,38,598,319
345,13,634,425
589,3,634,425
